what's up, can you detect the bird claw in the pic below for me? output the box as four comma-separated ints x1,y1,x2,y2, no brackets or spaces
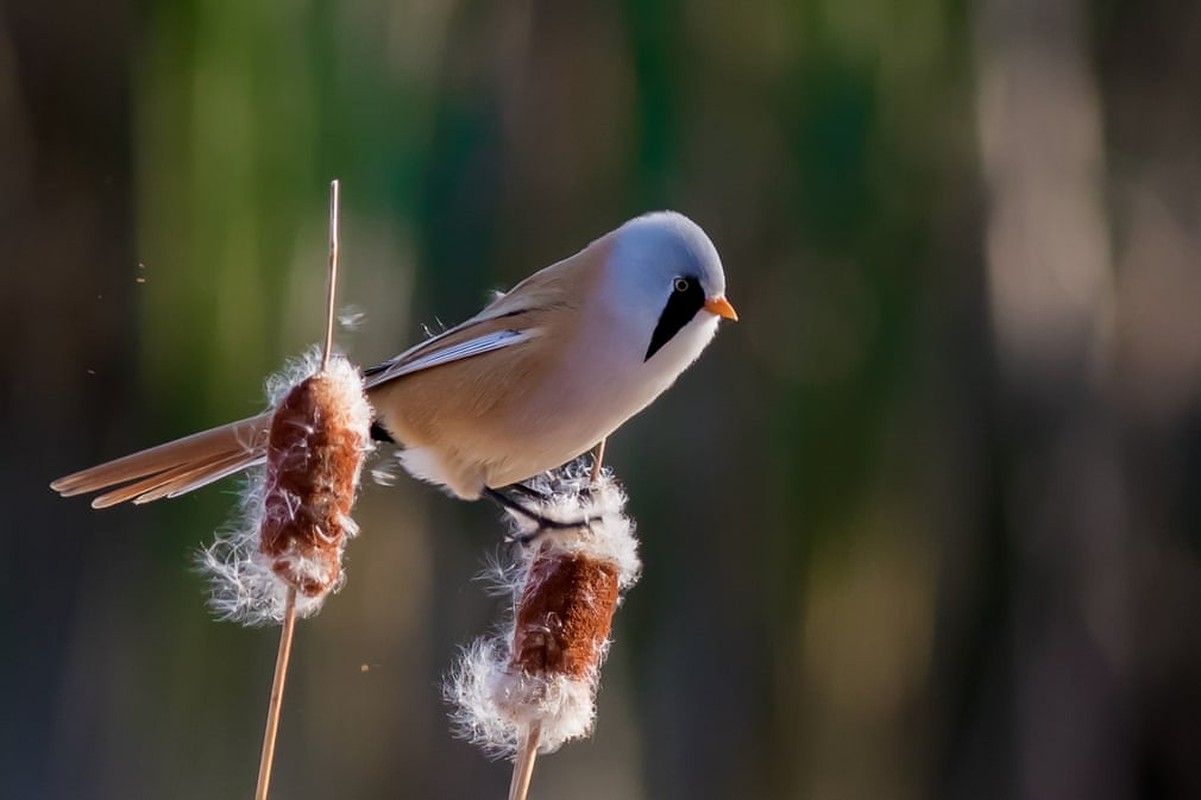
484,487,600,544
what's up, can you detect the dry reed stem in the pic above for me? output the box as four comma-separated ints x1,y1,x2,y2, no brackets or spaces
508,720,542,800
322,179,339,372
590,439,606,483
254,587,297,800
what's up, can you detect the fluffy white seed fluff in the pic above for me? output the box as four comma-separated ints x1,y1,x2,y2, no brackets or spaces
494,459,642,585
447,639,602,756
445,462,641,755
197,350,373,625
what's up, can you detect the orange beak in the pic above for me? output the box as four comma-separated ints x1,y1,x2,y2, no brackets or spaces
703,295,739,321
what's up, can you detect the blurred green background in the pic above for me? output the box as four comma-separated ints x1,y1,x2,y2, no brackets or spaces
4,1,1201,798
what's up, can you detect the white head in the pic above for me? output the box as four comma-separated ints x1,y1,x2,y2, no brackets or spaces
598,211,737,369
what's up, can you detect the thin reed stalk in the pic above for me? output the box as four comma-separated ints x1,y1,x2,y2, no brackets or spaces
255,587,297,800
508,720,542,800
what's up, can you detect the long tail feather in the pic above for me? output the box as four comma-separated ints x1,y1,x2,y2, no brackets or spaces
51,413,273,507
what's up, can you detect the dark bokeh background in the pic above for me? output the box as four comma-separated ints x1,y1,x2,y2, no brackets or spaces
4,1,1201,798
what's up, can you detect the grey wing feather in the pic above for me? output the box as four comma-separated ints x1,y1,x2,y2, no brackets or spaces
364,329,532,388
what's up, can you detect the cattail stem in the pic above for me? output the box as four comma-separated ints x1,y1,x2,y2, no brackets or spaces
590,438,606,483
508,720,542,800
322,179,340,371
254,586,297,800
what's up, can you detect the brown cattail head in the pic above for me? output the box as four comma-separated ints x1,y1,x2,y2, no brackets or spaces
509,552,620,678
260,366,370,596
447,461,641,756
199,351,373,624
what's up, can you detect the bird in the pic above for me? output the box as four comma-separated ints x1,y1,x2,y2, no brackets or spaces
50,210,737,510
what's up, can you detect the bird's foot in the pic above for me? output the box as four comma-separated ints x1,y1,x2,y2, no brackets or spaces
484,487,601,544
504,481,553,503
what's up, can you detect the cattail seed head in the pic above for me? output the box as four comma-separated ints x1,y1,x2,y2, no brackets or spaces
447,462,641,756
260,367,370,596
510,552,620,678
199,350,372,624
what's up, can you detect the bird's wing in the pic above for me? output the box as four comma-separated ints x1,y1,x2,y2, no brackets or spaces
363,327,535,387
363,249,592,389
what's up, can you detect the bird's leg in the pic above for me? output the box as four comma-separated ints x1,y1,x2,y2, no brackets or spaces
505,481,552,502
483,487,601,544
484,488,579,541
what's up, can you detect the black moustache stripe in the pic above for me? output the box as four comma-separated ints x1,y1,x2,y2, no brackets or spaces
645,278,705,361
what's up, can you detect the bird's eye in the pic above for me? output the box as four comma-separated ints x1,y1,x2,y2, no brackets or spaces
673,277,690,293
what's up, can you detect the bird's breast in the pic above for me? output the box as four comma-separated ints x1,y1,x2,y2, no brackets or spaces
503,310,718,461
